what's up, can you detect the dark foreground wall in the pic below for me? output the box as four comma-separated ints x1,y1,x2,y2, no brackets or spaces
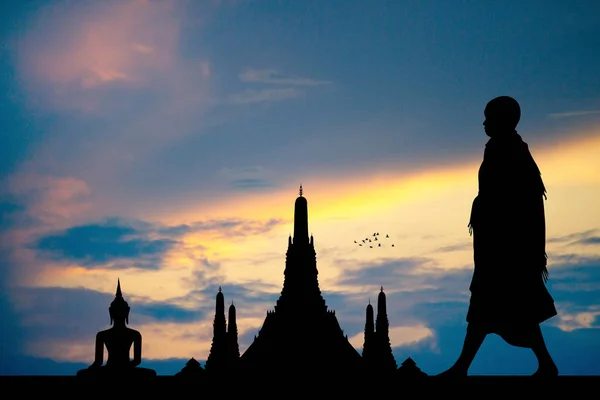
1,376,597,397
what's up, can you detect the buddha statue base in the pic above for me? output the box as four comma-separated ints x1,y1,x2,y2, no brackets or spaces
77,365,156,380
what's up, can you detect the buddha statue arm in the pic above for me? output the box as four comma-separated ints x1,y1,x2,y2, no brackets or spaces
131,331,142,367
90,332,104,368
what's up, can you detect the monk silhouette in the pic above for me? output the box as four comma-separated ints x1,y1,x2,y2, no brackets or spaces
438,96,558,377
77,279,156,379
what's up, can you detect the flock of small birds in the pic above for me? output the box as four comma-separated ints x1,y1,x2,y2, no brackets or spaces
354,232,395,248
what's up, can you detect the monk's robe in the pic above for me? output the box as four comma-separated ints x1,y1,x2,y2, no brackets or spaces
466,130,556,345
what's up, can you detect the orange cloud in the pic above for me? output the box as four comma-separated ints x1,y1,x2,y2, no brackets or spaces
19,1,179,95
9,0,214,204
5,173,93,227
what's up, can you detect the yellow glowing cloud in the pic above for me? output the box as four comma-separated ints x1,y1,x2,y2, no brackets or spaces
40,126,600,305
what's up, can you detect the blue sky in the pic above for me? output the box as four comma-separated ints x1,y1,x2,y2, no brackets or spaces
1,0,599,376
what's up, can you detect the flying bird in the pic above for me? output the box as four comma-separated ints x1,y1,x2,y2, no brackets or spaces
391,244,395,247
369,246,373,248
386,234,389,238
378,243,381,247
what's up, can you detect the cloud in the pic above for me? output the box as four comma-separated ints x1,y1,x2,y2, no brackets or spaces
548,110,600,119
574,237,600,246
335,256,455,289
0,201,26,229
3,174,93,227
547,229,599,245
434,242,471,253
544,253,600,332
218,166,280,191
9,0,214,201
16,0,199,111
157,217,287,239
348,324,434,351
225,88,304,104
33,220,177,270
239,69,331,86
231,179,278,190
8,284,213,362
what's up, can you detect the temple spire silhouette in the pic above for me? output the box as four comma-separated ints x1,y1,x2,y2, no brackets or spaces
116,278,122,298
362,300,376,367
205,287,227,371
293,184,309,245
227,302,240,367
375,287,397,370
276,185,325,312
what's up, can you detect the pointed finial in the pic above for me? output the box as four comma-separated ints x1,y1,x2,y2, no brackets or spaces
218,286,222,293
380,286,384,292
116,278,122,297
299,184,303,197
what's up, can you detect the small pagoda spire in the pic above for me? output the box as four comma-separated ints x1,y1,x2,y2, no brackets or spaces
375,286,397,370
362,300,376,365
227,302,240,365
206,286,227,371
299,184,303,196
116,278,122,297
293,184,309,244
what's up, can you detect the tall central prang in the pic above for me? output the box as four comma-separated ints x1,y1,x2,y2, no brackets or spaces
276,185,326,313
240,185,362,372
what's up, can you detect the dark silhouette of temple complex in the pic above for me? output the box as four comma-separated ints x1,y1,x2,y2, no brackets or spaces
237,186,362,372
198,186,419,377
77,186,427,380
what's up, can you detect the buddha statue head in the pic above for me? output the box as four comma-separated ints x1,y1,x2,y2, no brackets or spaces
109,279,130,325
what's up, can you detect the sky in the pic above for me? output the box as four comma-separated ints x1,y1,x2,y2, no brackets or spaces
1,0,599,376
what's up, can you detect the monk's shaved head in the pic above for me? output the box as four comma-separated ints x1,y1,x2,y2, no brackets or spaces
484,96,521,130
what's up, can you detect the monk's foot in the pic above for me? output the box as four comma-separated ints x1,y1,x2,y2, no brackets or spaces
532,362,558,377
436,365,468,377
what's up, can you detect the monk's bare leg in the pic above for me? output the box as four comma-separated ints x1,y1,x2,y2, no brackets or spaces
438,323,486,376
530,325,558,376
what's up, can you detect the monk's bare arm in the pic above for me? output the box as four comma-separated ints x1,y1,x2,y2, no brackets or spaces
131,331,142,367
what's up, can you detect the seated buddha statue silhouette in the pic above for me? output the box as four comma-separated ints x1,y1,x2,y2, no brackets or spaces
77,279,156,379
